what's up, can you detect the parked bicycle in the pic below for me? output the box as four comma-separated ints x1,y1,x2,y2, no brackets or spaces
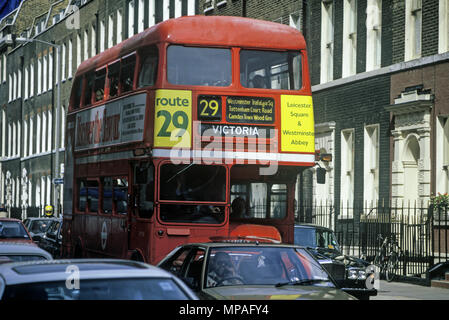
373,234,403,282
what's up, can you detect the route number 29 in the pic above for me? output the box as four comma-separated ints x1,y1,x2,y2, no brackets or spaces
198,96,221,121
156,110,188,137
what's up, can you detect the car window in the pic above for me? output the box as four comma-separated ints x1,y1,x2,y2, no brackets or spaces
205,246,333,288
0,221,30,240
159,248,191,276
29,220,52,233
2,278,191,300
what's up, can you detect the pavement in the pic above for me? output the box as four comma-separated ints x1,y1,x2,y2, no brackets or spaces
371,280,449,300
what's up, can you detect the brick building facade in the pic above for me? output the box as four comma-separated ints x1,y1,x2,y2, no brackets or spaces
0,0,199,219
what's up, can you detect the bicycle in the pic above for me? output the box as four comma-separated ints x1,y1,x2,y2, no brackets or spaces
373,234,403,282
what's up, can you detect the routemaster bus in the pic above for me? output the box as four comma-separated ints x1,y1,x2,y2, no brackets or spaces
61,15,316,264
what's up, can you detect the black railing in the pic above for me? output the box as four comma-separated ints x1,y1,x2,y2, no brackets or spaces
295,200,449,282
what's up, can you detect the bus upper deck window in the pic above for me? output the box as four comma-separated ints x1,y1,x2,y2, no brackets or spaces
120,55,136,93
94,68,106,102
240,50,302,90
83,73,94,106
138,48,158,88
167,45,231,87
72,77,82,109
108,62,120,98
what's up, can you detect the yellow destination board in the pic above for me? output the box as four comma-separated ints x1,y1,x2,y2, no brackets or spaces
280,95,315,153
154,89,192,148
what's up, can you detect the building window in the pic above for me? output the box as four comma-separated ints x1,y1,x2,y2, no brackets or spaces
84,29,89,60
2,54,6,83
436,116,449,194
18,69,22,98
62,43,66,81
343,0,357,78
24,118,28,157
8,74,12,101
49,51,53,90
439,0,449,53
321,0,334,83
77,34,81,68
340,129,354,217
30,62,34,97
29,115,34,155
24,66,29,99
68,39,73,78
42,111,47,152
364,125,379,207
148,1,155,27
117,10,123,44
128,0,135,38
13,72,17,100
366,0,382,71
163,0,170,20
37,57,42,94
405,0,422,61
43,54,48,92
61,105,66,149
1,110,5,157
100,20,105,52
203,0,214,13
48,109,52,151
36,113,41,154
108,14,114,48
138,0,144,33
91,25,96,57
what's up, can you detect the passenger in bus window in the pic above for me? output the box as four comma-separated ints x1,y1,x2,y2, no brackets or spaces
250,75,267,89
231,197,249,219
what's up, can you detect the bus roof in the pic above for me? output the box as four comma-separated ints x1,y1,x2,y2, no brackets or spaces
76,15,306,76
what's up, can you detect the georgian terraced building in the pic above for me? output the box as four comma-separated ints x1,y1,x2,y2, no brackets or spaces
0,0,199,218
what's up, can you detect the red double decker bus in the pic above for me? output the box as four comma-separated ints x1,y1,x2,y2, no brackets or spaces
62,16,315,264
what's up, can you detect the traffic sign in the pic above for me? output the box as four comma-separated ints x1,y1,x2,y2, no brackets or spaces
53,178,64,185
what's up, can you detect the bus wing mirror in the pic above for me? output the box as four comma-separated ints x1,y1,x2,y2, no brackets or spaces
316,168,326,184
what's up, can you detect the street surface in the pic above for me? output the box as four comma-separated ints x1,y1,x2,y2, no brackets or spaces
371,280,449,300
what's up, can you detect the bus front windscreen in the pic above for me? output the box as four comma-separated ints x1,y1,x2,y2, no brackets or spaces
240,50,302,90
167,45,231,87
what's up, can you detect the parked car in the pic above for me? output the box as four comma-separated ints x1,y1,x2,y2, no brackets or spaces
294,224,377,300
23,217,58,243
157,241,357,300
0,218,34,245
0,259,198,300
0,242,52,263
38,218,62,258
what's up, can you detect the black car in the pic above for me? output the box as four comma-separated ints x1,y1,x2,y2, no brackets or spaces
38,218,62,258
23,218,58,243
294,224,377,300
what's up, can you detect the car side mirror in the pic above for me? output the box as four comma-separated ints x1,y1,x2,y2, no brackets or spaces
316,168,326,184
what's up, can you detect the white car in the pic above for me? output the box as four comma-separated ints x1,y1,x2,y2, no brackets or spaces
0,259,198,300
0,242,53,262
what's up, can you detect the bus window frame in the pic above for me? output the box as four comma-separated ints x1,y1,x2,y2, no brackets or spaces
137,45,159,89
157,160,229,205
120,52,138,94
112,176,129,217
238,48,305,92
76,178,101,215
106,58,121,99
94,66,107,103
165,44,233,88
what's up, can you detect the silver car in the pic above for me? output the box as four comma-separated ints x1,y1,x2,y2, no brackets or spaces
0,259,198,300
0,242,53,262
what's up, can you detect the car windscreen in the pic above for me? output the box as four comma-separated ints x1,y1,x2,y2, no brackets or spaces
0,221,30,240
29,220,52,233
294,227,316,248
205,247,334,288
2,278,191,300
1,255,48,262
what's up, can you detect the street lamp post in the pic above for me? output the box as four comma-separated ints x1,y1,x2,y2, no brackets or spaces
16,37,62,217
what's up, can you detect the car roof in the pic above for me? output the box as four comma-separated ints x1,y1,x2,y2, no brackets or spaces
0,242,52,258
177,242,305,249
0,218,23,223
24,217,59,221
294,223,333,232
0,259,177,285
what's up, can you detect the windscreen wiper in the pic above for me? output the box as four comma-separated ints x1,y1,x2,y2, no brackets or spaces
275,279,329,287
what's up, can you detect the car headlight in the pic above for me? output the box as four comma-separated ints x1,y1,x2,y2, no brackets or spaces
347,269,358,280
347,269,366,280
